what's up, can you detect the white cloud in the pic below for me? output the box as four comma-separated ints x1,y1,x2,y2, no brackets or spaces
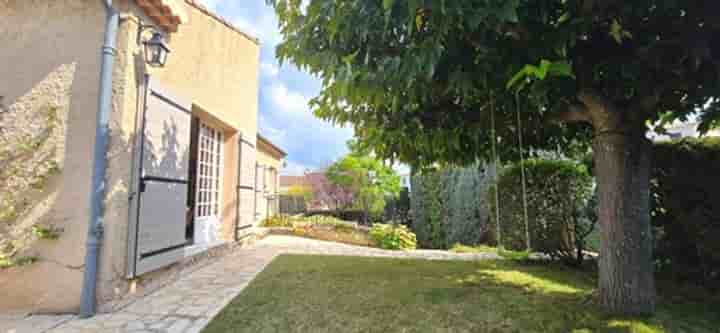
233,12,282,47
200,0,222,10
260,62,280,77
268,82,311,115
258,115,287,145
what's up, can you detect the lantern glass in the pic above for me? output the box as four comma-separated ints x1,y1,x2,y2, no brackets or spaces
144,32,170,67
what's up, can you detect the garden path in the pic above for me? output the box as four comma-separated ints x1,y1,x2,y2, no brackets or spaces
1,235,499,333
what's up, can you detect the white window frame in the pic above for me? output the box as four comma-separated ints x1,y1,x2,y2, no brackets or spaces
195,122,224,219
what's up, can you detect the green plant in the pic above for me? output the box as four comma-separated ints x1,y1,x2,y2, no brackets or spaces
488,159,594,265
449,243,531,261
410,164,491,249
410,169,446,249
0,256,38,269
31,225,61,240
369,224,417,250
326,143,402,224
261,215,294,228
651,137,720,288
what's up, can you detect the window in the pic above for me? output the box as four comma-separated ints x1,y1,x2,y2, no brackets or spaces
195,123,223,218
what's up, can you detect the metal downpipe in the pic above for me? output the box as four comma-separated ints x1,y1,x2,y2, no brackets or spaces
79,0,119,318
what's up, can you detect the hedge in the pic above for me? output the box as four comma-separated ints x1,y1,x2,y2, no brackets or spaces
410,163,491,249
488,159,595,264
651,137,720,287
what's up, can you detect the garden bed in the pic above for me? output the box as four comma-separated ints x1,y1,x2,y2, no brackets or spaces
262,215,375,247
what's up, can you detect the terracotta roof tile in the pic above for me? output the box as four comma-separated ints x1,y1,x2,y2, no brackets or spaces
280,176,309,187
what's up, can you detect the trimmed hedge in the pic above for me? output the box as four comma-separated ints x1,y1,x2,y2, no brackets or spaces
410,163,491,249
488,159,595,264
652,138,720,287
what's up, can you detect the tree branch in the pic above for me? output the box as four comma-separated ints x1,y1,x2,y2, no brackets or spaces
550,102,591,124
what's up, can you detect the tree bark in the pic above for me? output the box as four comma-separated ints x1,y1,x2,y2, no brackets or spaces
594,131,656,315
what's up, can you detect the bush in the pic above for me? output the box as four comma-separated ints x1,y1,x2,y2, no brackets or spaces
369,224,417,250
410,163,491,249
261,214,294,228
384,188,411,225
488,159,595,264
306,210,384,224
652,138,720,287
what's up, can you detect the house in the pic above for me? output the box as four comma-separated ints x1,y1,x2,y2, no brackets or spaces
279,175,310,194
256,134,286,221
280,172,354,212
0,0,285,314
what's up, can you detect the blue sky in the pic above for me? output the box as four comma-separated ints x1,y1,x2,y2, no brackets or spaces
202,0,353,175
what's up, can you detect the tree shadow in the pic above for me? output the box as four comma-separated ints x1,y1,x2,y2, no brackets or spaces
421,260,716,332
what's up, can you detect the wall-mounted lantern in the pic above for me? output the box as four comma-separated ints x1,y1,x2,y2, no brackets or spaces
143,32,171,67
137,23,171,67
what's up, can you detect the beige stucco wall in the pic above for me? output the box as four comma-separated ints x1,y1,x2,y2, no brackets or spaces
0,0,260,314
256,142,284,220
0,0,105,314
99,0,260,308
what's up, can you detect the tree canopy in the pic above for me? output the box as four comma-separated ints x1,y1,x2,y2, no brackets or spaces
326,147,401,215
270,0,719,167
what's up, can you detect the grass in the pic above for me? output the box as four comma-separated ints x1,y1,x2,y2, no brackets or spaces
451,243,532,260
203,255,718,333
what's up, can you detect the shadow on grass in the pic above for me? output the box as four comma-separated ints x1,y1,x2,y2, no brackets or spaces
202,255,719,333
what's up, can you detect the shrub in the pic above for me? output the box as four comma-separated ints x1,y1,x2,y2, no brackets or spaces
369,224,417,250
261,215,294,228
488,159,595,265
651,137,720,287
306,210,384,224
384,188,411,225
410,170,446,248
410,163,491,249
449,243,531,260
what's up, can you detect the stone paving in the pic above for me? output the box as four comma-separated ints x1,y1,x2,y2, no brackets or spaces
2,235,500,333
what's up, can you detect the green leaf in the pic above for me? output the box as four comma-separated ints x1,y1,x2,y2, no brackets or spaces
383,0,395,12
548,61,575,78
383,0,396,28
506,66,530,90
497,0,520,23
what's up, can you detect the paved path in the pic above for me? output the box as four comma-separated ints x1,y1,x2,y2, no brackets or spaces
2,235,499,333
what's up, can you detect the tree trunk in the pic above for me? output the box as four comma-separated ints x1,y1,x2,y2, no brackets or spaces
594,132,656,315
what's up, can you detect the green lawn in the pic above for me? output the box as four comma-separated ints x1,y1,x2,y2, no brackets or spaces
203,255,718,333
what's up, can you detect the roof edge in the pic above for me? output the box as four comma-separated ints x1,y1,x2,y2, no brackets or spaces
183,0,260,45
257,134,288,158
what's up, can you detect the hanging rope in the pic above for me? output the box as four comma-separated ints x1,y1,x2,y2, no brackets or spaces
515,91,531,251
490,92,502,249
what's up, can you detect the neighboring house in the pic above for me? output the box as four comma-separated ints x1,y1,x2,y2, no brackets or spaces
280,172,353,211
0,0,285,314
256,135,287,222
279,175,309,194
